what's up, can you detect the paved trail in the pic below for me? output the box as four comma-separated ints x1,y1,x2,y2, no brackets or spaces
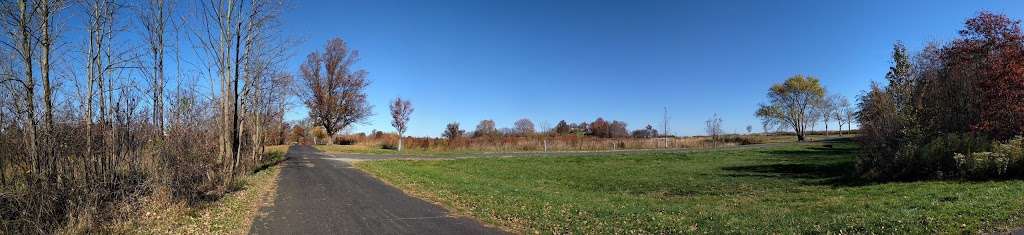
249,145,504,235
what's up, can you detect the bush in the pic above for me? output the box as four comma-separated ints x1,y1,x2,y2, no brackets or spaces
718,135,764,145
333,136,357,145
954,137,1024,179
858,133,992,180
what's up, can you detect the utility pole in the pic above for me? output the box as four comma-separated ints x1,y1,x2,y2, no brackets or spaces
662,106,670,137
662,106,670,148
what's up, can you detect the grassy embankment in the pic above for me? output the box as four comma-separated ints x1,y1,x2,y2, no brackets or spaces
356,139,1024,233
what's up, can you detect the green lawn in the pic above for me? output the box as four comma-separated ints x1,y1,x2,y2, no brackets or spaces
355,139,1024,234
313,144,499,157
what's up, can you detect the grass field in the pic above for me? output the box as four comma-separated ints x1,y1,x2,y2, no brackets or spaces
313,144,402,155
356,139,1024,234
314,134,843,158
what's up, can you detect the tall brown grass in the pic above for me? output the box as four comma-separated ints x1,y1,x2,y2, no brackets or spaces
336,133,764,153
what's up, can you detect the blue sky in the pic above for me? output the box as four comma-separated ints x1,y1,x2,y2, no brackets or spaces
270,0,1024,137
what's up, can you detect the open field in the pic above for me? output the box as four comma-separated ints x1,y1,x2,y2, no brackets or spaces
313,144,404,155
315,134,846,157
355,139,1024,233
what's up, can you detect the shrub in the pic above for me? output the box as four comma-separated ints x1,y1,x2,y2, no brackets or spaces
333,136,358,145
718,135,764,145
954,137,1024,179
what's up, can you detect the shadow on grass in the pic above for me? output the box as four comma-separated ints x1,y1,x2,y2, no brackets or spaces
722,139,876,187
758,146,857,158
253,155,289,174
721,162,872,187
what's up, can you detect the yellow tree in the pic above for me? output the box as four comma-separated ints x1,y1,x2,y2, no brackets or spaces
755,75,826,141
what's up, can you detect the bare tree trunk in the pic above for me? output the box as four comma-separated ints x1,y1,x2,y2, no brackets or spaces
142,0,168,135
823,120,828,137
16,0,38,174
199,0,285,186
229,18,243,184
84,1,98,166
40,0,54,155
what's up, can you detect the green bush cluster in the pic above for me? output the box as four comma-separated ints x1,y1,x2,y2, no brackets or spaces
954,137,1024,179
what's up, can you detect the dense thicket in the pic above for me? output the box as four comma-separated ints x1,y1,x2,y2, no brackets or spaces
0,0,293,233
858,11,1024,180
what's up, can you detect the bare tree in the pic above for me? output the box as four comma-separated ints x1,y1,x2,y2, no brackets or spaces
193,0,287,184
474,119,496,137
513,118,534,136
389,97,412,151
299,37,372,145
443,122,464,140
818,94,838,136
705,113,723,146
81,0,128,161
39,0,66,146
1,0,38,170
538,120,551,135
833,95,853,135
138,0,172,133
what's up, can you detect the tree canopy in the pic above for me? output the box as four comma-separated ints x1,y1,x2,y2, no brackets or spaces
756,75,826,141
300,38,373,144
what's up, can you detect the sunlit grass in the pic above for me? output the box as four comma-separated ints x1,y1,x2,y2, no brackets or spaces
313,144,399,154
356,140,1024,233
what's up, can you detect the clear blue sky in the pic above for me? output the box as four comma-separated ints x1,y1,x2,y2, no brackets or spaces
276,0,1024,137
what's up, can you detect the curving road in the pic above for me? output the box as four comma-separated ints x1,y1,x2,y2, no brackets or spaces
249,145,504,234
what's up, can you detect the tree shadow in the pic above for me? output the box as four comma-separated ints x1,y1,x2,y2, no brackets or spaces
720,162,873,187
758,145,857,157
722,139,876,187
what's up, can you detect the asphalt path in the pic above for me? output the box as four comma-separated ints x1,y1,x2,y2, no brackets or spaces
249,145,505,234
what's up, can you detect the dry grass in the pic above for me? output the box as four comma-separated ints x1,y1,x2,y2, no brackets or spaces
107,147,286,234
113,165,281,235
263,145,290,155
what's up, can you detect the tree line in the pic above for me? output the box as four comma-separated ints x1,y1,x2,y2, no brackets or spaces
858,11,1024,180
434,117,657,140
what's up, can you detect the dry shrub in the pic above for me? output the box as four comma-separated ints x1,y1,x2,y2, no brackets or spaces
152,126,223,204
1,90,286,233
